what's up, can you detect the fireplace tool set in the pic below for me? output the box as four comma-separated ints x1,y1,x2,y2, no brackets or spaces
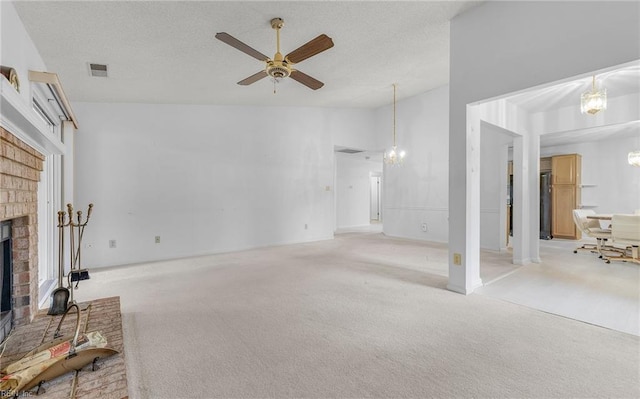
48,203,94,316
0,203,119,397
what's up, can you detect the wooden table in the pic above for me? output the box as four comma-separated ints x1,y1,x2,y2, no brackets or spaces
587,214,612,220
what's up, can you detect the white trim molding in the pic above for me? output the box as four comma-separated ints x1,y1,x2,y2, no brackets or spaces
0,78,65,155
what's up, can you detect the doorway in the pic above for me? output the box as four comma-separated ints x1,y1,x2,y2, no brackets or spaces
334,149,383,232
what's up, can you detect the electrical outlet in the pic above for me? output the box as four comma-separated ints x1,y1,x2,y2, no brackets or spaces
109,240,117,248
421,223,427,232
155,236,161,244
453,253,462,265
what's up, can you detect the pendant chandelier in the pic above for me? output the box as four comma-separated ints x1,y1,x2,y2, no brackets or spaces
580,75,607,115
383,83,406,165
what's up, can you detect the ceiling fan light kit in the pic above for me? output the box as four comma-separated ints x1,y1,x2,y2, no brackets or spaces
216,17,333,93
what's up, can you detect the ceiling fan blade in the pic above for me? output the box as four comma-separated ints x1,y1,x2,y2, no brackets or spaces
285,34,334,64
238,71,268,85
215,32,270,61
290,70,324,90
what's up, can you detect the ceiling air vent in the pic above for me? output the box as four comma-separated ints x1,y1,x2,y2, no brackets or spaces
336,148,363,154
89,63,108,77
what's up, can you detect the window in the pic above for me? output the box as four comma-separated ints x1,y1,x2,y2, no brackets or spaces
32,87,63,303
32,83,62,140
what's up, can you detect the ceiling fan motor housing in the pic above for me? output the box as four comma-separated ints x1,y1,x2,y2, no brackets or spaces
267,61,291,79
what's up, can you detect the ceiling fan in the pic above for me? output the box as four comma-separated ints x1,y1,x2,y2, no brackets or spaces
215,18,334,91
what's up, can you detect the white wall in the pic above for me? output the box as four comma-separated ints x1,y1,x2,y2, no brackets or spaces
541,135,640,215
73,102,377,268
329,108,377,151
449,1,640,293
335,153,382,229
378,85,450,243
0,2,47,105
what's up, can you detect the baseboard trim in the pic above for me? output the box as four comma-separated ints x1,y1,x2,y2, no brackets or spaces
447,278,484,295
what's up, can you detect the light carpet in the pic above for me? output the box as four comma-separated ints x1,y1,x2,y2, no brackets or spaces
73,233,639,398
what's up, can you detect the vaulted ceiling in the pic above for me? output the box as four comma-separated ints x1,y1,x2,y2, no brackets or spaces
12,1,639,148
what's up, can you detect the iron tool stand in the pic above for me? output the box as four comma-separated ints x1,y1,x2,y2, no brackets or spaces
66,203,93,306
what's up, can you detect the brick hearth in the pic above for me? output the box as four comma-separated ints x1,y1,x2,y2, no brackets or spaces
0,296,128,398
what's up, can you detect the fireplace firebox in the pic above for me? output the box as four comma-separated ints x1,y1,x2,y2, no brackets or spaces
0,220,12,343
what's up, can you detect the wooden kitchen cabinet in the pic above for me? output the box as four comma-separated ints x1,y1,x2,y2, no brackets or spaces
552,154,581,185
551,154,582,239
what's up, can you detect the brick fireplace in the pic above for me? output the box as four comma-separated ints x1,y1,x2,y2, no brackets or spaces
0,126,44,335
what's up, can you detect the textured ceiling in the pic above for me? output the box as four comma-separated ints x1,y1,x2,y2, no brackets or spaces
13,1,481,108
12,1,639,149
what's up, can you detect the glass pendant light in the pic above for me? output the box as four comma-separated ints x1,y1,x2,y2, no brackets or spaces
384,83,406,165
580,75,607,115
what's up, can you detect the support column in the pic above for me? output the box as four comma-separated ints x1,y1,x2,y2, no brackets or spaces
499,143,510,251
528,131,541,262
447,105,482,294
512,130,540,265
512,136,529,264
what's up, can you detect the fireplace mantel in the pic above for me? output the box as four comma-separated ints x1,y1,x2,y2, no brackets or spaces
0,78,65,156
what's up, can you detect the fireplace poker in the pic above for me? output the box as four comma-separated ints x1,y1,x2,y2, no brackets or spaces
71,204,93,285
66,203,94,305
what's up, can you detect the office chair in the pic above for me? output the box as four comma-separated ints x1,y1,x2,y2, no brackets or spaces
572,209,613,257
